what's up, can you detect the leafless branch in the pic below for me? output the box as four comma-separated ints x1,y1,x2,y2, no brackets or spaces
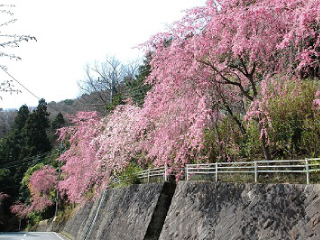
0,4,36,98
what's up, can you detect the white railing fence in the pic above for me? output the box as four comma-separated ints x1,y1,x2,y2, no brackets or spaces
113,158,320,185
186,158,320,184
114,166,186,184
136,166,168,182
113,166,168,184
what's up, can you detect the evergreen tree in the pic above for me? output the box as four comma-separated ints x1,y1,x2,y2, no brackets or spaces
126,57,152,107
0,105,30,163
51,112,65,131
0,105,29,196
0,100,52,193
50,112,66,142
13,105,30,131
21,99,51,157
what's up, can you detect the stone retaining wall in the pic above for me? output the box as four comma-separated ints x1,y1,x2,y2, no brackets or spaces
46,183,165,240
88,183,165,240
38,182,320,240
159,182,320,240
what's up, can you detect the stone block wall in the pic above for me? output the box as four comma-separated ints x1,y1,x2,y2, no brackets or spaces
159,182,320,240
38,182,320,240
58,183,164,240
89,183,164,240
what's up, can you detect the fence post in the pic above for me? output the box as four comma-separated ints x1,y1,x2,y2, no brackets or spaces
305,158,310,184
215,163,218,182
164,165,168,182
148,168,150,183
254,161,258,183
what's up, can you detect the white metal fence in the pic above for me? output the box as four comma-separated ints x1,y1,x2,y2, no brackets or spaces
114,158,320,185
186,158,320,184
136,166,168,182
113,166,169,184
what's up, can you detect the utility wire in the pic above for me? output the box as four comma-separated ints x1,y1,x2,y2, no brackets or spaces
0,148,60,169
0,150,52,162
0,151,56,168
1,67,63,113
1,65,148,121
0,70,69,141
0,155,61,191
1,67,41,100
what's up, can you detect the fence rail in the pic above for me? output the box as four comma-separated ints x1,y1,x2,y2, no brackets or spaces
113,166,169,184
136,167,168,182
114,158,320,185
186,158,320,184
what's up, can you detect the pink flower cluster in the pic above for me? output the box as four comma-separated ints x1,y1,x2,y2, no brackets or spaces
56,97,213,202
57,111,102,203
11,165,58,218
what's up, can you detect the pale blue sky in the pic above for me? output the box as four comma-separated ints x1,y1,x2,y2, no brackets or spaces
0,0,206,109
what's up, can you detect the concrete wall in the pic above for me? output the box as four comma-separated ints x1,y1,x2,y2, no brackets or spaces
159,182,320,240
88,183,165,240
62,198,100,239
39,182,320,240
59,183,164,240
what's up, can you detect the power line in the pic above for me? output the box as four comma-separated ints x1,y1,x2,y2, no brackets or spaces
1,67,63,113
1,67,41,100
0,148,60,169
2,63,149,116
0,150,56,167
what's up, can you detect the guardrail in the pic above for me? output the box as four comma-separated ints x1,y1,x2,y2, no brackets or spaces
113,166,169,184
136,166,168,182
186,158,320,184
114,166,186,184
113,158,320,185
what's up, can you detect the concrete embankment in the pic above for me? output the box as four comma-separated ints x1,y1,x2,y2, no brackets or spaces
160,182,320,240
39,182,320,240
43,182,171,240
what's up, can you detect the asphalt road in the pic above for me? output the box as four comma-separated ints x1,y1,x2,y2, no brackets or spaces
0,232,66,240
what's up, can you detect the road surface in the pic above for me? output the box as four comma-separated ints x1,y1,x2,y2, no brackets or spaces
0,232,66,240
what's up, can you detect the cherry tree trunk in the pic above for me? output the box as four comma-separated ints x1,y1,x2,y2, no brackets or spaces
258,124,272,160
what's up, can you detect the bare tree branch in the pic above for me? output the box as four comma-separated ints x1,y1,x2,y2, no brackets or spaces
0,4,36,99
77,56,139,111
198,59,254,101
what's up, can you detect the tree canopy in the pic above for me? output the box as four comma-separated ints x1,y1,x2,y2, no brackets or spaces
140,0,320,160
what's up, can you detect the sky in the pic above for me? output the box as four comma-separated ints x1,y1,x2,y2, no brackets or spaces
0,0,207,110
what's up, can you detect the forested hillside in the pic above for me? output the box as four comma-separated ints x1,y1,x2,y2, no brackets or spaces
0,57,151,230
1,0,320,231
